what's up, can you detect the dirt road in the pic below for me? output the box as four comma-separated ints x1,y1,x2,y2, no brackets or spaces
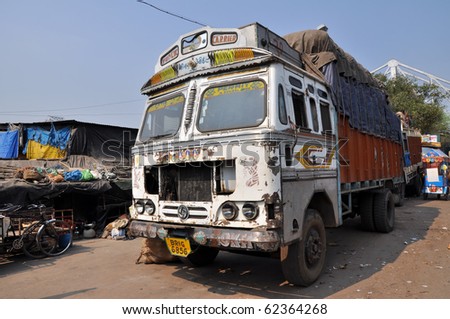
1,198,449,299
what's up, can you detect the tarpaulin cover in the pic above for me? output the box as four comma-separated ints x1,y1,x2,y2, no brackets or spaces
70,124,136,163
0,120,137,164
23,126,71,159
284,30,401,143
24,126,71,150
284,30,377,85
25,140,67,159
0,179,112,206
422,147,449,158
0,130,19,159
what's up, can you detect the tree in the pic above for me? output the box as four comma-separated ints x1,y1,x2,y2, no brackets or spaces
374,74,449,134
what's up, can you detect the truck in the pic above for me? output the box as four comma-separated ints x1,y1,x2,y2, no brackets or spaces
396,115,423,198
129,23,407,286
421,136,449,200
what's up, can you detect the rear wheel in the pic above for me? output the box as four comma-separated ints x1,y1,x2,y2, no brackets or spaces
359,192,375,231
406,175,422,197
21,222,47,259
280,209,326,286
179,245,219,267
394,184,405,207
37,220,73,257
414,175,422,196
373,189,395,233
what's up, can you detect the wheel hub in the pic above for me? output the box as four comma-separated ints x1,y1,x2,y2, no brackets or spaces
12,239,23,250
305,229,322,266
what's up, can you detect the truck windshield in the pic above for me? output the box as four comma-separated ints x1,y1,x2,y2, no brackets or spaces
140,94,185,141
198,80,266,132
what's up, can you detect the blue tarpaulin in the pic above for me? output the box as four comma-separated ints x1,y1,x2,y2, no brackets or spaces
422,147,449,158
23,125,71,155
0,130,19,159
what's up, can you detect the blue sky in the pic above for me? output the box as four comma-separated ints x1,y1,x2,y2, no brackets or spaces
1,0,449,128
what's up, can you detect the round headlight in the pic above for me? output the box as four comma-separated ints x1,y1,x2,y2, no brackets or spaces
135,200,144,214
144,200,155,215
221,202,238,220
242,203,259,220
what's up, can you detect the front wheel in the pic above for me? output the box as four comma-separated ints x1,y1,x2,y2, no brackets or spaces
179,245,219,267
280,209,326,286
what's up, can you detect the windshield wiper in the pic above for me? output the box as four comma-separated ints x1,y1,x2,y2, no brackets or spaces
144,132,175,142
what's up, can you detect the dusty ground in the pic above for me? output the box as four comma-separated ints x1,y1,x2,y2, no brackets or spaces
0,197,449,299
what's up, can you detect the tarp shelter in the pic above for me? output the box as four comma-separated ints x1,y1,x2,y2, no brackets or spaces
0,120,137,163
0,120,138,228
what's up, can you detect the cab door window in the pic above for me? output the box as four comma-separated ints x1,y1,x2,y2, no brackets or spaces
278,84,288,125
292,90,308,129
320,101,333,134
309,97,319,132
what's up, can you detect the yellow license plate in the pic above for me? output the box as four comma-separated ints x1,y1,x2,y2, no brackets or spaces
165,237,191,257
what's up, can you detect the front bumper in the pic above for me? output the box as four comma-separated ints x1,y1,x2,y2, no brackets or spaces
129,220,280,252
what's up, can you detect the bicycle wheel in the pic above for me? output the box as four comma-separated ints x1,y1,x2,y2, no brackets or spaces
21,222,48,259
37,219,73,257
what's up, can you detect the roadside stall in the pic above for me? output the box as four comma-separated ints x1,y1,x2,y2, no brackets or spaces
421,147,449,200
0,120,137,237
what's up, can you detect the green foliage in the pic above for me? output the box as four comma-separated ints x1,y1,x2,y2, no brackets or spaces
374,74,449,134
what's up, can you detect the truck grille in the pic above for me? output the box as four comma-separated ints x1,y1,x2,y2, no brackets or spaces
160,163,213,201
161,205,209,219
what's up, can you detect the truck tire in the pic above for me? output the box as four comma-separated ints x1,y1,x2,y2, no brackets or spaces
394,184,405,207
406,175,421,197
373,189,395,233
359,192,376,231
414,175,422,196
280,209,326,286
179,245,219,267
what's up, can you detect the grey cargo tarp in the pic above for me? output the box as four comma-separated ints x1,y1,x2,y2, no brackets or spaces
0,179,112,206
284,30,401,143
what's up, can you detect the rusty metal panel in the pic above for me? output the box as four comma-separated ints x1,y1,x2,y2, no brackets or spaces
408,135,422,166
338,115,403,183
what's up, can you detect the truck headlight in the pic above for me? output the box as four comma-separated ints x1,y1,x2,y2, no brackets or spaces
242,202,259,220
144,200,155,215
135,200,145,214
221,202,238,220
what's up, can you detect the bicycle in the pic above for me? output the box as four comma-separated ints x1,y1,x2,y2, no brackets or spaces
0,204,73,258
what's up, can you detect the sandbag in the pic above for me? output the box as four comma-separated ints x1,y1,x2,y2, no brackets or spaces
135,238,178,264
